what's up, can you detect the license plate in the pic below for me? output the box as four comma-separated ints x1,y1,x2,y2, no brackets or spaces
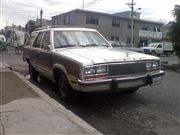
152,76,163,85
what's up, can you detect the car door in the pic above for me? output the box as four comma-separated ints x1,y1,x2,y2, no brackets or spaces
156,43,163,54
23,32,38,62
31,32,44,71
38,31,53,78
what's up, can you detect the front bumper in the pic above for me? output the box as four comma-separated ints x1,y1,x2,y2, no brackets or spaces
77,70,165,92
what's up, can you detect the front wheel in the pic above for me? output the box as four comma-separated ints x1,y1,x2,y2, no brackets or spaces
58,73,79,102
151,51,156,56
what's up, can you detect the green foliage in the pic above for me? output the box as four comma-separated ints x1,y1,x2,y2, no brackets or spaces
169,5,180,58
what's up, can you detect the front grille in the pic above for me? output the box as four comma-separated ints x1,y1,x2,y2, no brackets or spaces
109,62,146,76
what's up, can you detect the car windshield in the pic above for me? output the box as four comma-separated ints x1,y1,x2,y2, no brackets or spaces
54,31,109,48
148,43,158,47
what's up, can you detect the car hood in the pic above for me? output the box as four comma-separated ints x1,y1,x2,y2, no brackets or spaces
53,47,159,66
141,46,155,50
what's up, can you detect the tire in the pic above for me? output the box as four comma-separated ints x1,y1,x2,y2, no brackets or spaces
29,64,38,81
151,51,156,56
123,88,139,93
57,72,79,102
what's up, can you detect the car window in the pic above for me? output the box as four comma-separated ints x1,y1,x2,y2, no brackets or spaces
25,33,38,47
157,44,162,48
41,31,50,48
33,32,44,48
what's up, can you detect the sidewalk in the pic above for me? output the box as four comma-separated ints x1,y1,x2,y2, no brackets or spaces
160,55,180,72
0,62,101,135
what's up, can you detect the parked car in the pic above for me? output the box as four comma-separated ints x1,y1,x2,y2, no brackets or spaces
141,42,173,57
109,41,144,53
23,26,165,101
0,34,7,52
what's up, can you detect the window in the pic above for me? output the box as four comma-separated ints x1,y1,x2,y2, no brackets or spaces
64,15,70,25
141,24,148,30
112,18,120,27
53,19,58,25
25,33,38,47
86,14,99,25
157,44,162,48
111,36,119,41
154,26,160,32
41,31,50,48
33,32,44,48
54,31,109,48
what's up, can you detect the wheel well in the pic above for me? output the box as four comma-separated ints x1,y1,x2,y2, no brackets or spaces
53,68,63,82
26,58,30,65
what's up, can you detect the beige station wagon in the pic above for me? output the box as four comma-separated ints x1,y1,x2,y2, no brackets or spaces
23,26,165,101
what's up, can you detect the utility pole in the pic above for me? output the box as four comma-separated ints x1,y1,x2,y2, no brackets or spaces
40,9,43,27
0,0,2,28
130,0,134,47
127,0,136,47
82,0,85,9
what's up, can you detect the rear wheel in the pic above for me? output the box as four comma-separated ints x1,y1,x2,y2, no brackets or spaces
58,72,79,102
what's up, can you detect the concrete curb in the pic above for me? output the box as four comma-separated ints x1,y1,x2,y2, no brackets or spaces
13,71,102,135
0,62,12,72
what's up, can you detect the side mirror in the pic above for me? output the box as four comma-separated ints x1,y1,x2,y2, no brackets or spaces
43,45,51,51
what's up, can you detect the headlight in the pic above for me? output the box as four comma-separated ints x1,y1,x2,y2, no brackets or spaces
84,65,108,76
84,67,96,75
96,65,108,74
146,62,152,69
146,61,160,71
152,61,159,68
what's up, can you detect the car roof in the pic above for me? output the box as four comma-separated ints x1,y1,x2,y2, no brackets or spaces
32,27,97,33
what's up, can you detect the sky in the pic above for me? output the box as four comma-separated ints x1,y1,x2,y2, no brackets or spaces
0,0,180,29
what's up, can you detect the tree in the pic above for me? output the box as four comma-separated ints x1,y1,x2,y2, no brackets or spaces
169,5,180,61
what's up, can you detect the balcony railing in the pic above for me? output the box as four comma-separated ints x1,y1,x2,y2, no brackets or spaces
139,30,162,39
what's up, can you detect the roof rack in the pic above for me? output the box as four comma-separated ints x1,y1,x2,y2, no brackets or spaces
35,25,85,30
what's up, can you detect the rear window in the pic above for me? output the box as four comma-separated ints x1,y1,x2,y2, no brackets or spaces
25,33,38,47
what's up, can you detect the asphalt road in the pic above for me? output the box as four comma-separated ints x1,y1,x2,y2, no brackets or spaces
1,52,180,135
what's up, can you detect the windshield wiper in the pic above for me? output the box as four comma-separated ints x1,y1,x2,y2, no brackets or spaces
56,45,76,48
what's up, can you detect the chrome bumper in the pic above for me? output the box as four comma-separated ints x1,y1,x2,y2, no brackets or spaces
77,70,165,92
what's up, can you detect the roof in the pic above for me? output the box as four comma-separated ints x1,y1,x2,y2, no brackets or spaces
32,26,97,33
52,9,164,25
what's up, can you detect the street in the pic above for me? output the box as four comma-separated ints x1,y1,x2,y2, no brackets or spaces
1,52,180,135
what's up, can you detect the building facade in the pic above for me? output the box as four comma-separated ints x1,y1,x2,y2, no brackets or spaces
25,19,51,33
52,9,164,47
